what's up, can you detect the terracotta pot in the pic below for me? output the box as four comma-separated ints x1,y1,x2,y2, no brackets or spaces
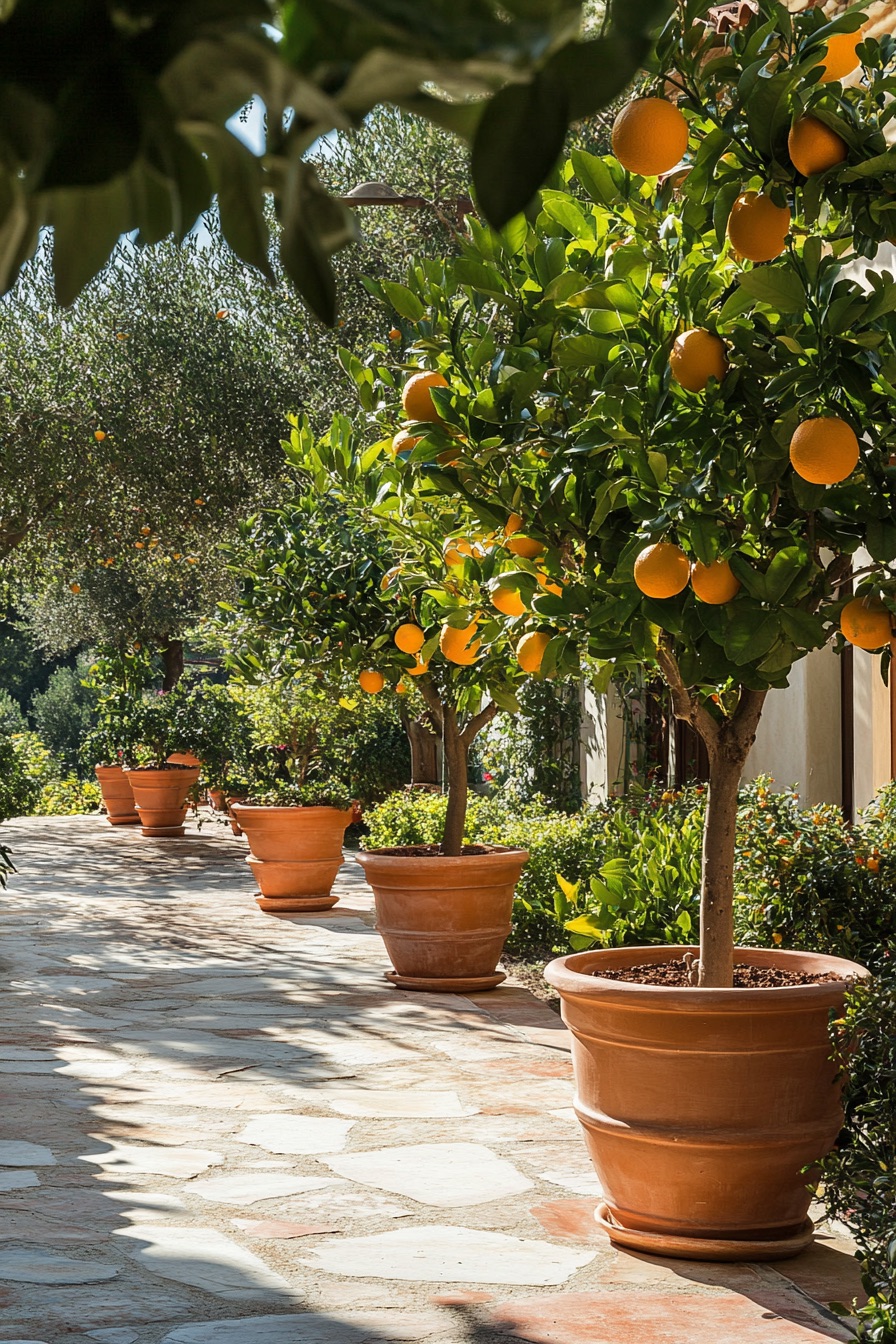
94,765,140,826
232,805,353,914
125,766,201,837
355,844,529,993
207,787,226,811
166,752,201,767
226,796,246,836
544,944,869,1262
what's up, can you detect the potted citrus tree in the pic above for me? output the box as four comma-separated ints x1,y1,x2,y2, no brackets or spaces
342,0,896,1257
82,648,154,826
229,417,538,987
218,673,359,913
123,681,204,837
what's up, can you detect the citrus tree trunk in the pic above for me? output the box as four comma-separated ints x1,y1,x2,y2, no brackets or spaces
658,646,766,988
441,704,467,857
161,639,184,692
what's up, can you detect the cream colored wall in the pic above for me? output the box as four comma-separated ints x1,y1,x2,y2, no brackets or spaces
744,645,843,805
580,682,627,801
853,647,892,811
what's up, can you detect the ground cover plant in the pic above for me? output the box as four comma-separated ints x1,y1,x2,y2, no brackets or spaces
342,0,896,986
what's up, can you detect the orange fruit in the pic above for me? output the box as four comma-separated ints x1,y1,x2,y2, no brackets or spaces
788,117,847,176
69,583,81,594
389,327,401,342
504,512,524,537
726,192,791,263
611,98,689,177
507,535,545,559
392,430,419,455
669,328,728,392
840,596,892,650
789,416,859,484
516,630,551,674
492,585,528,618
690,558,741,604
395,680,409,694
216,308,229,319
402,371,449,422
407,655,430,677
194,497,205,506
816,30,862,83
141,525,151,535
358,669,385,694
443,537,474,566
439,621,480,665
633,542,690,599
537,572,563,597
394,623,425,655
94,430,106,441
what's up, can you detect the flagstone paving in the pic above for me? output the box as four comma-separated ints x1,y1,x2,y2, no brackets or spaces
0,813,864,1343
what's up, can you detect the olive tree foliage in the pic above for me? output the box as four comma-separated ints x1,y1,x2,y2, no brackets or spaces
334,3,896,983
0,0,671,323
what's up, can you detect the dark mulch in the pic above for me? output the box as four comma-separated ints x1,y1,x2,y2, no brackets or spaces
501,954,561,1012
594,958,848,988
370,844,496,857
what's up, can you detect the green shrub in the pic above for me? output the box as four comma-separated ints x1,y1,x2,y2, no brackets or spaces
0,688,26,735
29,659,98,776
819,973,896,1342
34,776,102,816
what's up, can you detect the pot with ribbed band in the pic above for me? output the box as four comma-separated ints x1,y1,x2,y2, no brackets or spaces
355,844,529,992
94,765,140,826
231,804,354,914
544,944,868,1262
124,764,201,837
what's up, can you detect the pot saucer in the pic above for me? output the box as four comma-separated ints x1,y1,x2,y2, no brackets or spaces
385,969,506,993
595,1201,814,1262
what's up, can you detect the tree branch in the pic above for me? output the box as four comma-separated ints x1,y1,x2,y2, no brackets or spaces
460,699,498,749
415,674,445,733
656,640,720,750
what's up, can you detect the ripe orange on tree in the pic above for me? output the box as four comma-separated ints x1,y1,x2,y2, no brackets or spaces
537,572,563,597
443,537,474,566
439,621,480,665
788,117,847,177
491,584,527,617
789,416,859,485
611,98,688,177
840,595,892,650
504,512,523,537
359,669,385,694
690,558,741,604
402,371,449,422
69,582,81,594
669,328,728,392
816,30,863,83
633,542,690,599
94,429,106,441
726,192,791,263
516,630,551,674
389,327,402,342
392,430,419,455
407,654,430,677
507,534,545,559
394,623,425,654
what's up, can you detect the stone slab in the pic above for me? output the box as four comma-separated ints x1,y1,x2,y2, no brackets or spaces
300,1225,596,1285
323,1142,533,1208
187,1173,337,1206
161,1311,449,1343
80,1140,224,1179
0,1250,119,1284
0,1142,55,1166
487,1290,855,1342
235,1114,355,1155
113,1225,295,1300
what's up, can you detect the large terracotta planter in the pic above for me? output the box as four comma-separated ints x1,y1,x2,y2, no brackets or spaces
94,765,139,826
355,845,529,992
544,944,869,1262
125,765,201,837
231,805,353,914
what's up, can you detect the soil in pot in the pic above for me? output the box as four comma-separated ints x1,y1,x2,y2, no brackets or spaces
232,804,353,914
355,844,529,993
94,765,140,826
545,943,868,1262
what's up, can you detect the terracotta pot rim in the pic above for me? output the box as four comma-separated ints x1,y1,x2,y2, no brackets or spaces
358,843,529,864
124,764,200,774
231,804,353,817
544,944,869,1006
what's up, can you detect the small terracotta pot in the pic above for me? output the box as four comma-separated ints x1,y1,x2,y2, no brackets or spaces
232,805,353,914
207,788,227,811
355,845,529,993
94,765,140,826
125,766,201,837
544,944,869,1262
226,796,246,836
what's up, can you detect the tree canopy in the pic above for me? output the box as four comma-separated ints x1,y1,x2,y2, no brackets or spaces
0,0,670,321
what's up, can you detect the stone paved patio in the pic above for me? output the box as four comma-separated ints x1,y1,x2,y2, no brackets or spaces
0,813,864,1343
